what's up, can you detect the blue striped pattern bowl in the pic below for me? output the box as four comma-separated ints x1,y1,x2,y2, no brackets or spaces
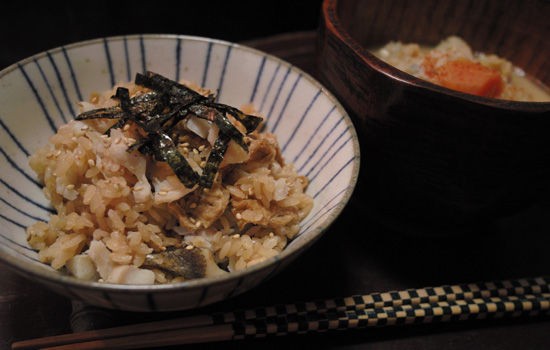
0,34,359,311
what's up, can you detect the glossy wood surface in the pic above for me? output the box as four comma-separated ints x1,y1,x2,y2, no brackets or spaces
318,0,550,234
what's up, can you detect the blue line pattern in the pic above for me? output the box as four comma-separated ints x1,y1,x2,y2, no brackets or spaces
17,63,57,133
271,74,302,133
34,58,66,123
0,147,41,188
140,35,147,73
175,38,182,82
124,37,131,82
201,42,213,87
260,63,281,111
0,37,358,310
0,178,54,214
62,47,83,101
0,117,30,157
103,38,115,87
266,66,291,128
281,89,321,153
250,56,266,103
292,105,336,164
46,52,75,117
216,46,232,102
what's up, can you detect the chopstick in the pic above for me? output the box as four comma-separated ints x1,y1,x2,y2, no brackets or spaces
12,276,550,350
38,294,550,350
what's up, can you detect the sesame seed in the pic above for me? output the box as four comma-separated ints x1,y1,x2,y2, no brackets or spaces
235,213,242,220
189,217,196,223
66,184,75,190
81,125,89,131
114,138,121,144
198,145,206,151
71,136,77,142
232,234,240,239
203,188,209,193
55,150,62,156
101,134,108,139
158,190,167,195
195,221,202,228
134,186,143,191
200,161,206,167
193,148,199,155
123,124,130,131
182,147,189,154
185,245,194,250
182,142,190,147
269,232,274,237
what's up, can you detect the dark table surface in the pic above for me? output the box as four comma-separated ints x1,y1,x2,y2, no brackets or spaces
2,2,550,349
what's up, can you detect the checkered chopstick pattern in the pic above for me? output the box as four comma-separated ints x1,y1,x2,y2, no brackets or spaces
230,294,550,339
212,276,550,325
11,276,550,349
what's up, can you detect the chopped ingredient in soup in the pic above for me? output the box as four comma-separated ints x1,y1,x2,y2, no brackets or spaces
373,36,550,101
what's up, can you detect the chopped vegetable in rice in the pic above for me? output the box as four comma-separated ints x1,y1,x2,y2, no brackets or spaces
26,72,313,284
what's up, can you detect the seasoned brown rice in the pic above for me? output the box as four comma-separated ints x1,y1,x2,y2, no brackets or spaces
26,82,313,284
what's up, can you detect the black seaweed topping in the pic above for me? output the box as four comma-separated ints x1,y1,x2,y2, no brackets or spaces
75,71,262,189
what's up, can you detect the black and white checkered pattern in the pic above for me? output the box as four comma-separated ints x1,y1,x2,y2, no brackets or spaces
206,276,550,339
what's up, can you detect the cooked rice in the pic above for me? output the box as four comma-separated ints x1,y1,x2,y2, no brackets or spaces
373,36,550,102
26,82,313,284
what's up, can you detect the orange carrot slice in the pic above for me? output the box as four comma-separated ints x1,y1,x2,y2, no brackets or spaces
428,59,504,98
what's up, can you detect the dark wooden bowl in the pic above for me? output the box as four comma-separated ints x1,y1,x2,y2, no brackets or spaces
318,0,550,234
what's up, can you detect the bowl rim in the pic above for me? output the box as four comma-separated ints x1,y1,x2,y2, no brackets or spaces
0,33,361,293
322,0,550,112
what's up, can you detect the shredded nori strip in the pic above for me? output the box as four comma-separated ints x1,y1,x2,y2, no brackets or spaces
151,132,199,188
75,71,261,189
199,133,231,188
203,101,262,133
188,104,248,151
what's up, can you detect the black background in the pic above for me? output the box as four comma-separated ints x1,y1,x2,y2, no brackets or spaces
0,0,323,70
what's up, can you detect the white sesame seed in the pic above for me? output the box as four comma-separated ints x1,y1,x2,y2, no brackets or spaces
269,232,274,237
123,124,130,131
200,161,206,167
189,217,196,223
71,136,77,142
195,221,202,228
158,190,167,195
198,145,206,151
134,186,143,191
235,213,242,220
232,234,240,239
185,245,194,250
182,142,190,147
193,148,199,155
101,134,109,139
66,184,75,190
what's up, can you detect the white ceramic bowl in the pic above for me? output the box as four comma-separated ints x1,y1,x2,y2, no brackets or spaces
0,34,359,312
